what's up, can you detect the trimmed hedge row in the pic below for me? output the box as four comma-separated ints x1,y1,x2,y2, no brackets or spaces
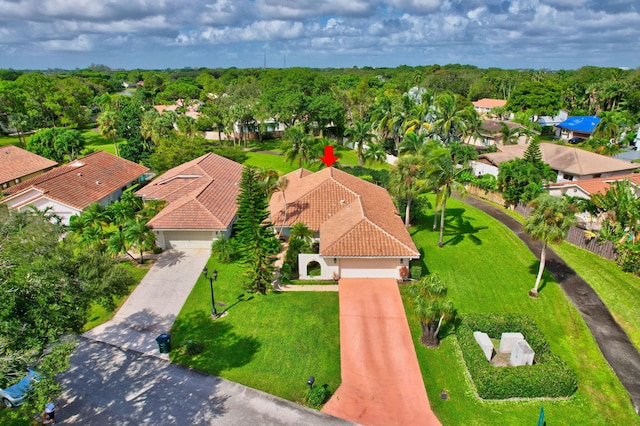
457,313,577,399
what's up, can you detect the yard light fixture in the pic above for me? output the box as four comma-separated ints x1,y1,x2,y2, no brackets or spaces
202,267,218,318
307,376,315,390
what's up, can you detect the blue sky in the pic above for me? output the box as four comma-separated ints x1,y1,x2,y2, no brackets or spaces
0,0,638,70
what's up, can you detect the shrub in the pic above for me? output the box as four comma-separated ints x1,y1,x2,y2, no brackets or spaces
182,339,205,356
410,265,422,280
152,246,163,254
457,313,577,399
305,384,329,408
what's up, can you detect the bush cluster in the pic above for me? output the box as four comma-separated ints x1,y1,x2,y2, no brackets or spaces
305,384,330,408
457,313,577,399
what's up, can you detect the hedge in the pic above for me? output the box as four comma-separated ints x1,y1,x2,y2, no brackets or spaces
457,313,577,399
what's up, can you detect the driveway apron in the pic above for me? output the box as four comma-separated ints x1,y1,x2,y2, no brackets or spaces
56,337,355,425
83,248,211,358
463,196,640,415
322,278,441,426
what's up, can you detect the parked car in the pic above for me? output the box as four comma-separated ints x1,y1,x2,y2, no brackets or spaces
1,369,40,408
568,137,585,144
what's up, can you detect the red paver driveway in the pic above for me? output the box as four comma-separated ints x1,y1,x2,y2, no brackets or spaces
322,278,441,426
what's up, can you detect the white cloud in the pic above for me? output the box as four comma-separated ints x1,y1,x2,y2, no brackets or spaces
37,34,93,51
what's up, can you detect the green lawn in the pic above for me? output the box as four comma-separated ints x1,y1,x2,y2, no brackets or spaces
170,257,341,403
81,127,124,156
83,261,150,331
553,241,640,352
404,197,639,425
0,134,29,147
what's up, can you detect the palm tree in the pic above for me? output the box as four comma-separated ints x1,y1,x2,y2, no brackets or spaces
524,194,577,297
124,217,156,264
282,126,315,168
289,222,314,246
425,147,470,247
97,111,120,157
432,93,468,145
363,141,387,166
498,122,524,145
408,274,455,348
388,154,425,228
399,131,427,155
345,120,376,167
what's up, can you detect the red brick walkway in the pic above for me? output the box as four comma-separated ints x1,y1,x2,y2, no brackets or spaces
322,279,441,426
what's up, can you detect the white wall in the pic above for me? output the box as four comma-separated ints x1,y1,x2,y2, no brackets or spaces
471,160,499,178
298,254,340,280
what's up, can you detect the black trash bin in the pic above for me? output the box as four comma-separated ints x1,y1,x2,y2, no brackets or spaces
156,333,171,353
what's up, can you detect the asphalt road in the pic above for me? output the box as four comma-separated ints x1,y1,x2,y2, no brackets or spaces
55,337,355,425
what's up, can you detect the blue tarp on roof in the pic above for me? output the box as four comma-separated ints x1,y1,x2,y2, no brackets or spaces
556,116,600,133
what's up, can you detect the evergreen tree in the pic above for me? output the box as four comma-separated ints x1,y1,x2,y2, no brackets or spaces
523,139,543,165
234,167,280,294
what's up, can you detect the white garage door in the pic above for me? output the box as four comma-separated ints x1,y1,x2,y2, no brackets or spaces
162,230,214,249
339,258,399,279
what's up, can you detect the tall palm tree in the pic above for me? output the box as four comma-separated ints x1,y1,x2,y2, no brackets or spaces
498,122,524,145
388,154,425,228
363,141,387,166
425,147,470,247
399,131,427,155
524,194,577,297
97,111,120,157
282,126,315,168
432,93,468,145
345,120,376,167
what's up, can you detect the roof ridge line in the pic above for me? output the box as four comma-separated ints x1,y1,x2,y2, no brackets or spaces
365,217,420,256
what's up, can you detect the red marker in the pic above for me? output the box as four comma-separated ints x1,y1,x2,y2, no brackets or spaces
320,146,339,167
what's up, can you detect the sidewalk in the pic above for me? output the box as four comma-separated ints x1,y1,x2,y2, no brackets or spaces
463,196,640,415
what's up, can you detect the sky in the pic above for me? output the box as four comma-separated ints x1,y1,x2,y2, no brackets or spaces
0,0,639,71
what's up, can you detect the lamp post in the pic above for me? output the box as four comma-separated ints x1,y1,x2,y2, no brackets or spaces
202,267,218,317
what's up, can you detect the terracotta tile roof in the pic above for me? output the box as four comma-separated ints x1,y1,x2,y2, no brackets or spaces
137,153,243,230
2,151,148,209
0,145,57,185
270,167,419,258
481,143,637,176
472,98,507,109
549,173,640,196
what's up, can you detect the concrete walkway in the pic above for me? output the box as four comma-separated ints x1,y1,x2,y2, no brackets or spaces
83,248,211,358
322,278,440,426
463,196,640,415
57,337,355,425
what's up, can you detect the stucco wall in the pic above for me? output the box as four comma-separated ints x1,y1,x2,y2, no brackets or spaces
298,254,339,280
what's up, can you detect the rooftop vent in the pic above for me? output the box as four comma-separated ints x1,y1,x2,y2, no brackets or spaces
77,173,82,176
96,180,102,185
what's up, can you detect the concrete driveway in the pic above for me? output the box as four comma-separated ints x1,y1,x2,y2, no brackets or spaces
322,279,440,426
83,249,211,358
56,337,355,425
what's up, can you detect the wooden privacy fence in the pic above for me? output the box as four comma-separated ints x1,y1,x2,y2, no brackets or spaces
515,202,618,260
465,186,618,260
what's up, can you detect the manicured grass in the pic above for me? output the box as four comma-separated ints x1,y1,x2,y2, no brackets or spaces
553,241,640,352
404,197,639,425
83,261,150,331
81,127,124,156
0,134,30,147
244,146,389,175
170,258,341,402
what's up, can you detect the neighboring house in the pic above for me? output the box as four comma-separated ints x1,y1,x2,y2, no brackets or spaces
1,151,149,225
269,167,420,280
537,110,568,128
0,145,57,191
135,152,243,250
555,116,600,142
547,173,640,229
471,119,531,147
154,99,203,120
472,98,507,115
473,142,637,183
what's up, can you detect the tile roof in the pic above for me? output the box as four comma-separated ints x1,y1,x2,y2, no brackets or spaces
481,143,636,176
2,151,148,209
0,145,57,185
136,153,243,230
270,167,419,258
548,173,640,196
480,119,526,135
472,98,507,109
